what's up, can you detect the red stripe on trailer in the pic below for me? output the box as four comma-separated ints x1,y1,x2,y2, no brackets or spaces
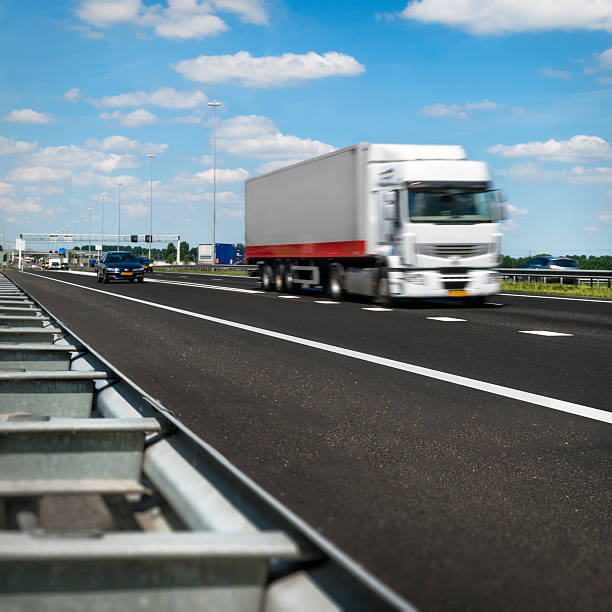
247,240,367,258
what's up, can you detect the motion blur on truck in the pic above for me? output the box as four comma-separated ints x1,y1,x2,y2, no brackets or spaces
246,143,506,305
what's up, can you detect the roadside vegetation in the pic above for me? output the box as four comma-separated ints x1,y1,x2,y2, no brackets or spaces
501,280,612,299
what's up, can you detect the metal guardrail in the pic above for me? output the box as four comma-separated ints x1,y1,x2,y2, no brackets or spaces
0,272,413,611
498,268,612,288
155,264,257,273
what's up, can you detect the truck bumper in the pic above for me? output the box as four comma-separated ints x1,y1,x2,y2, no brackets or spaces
389,269,500,299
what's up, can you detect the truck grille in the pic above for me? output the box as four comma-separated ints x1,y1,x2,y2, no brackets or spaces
418,244,489,258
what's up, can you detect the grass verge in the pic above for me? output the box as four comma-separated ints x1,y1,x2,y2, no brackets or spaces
501,280,612,299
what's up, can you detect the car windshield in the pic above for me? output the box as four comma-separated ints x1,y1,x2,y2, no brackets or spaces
408,189,497,224
550,259,577,268
106,253,136,264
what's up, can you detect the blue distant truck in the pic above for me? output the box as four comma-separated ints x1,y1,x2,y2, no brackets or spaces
215,243,244,265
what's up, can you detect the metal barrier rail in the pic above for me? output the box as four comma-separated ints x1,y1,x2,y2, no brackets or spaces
154,264,258,273
498,268,612,288
0,272,413,611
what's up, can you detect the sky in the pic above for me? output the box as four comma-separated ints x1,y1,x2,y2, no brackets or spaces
1,0,612,257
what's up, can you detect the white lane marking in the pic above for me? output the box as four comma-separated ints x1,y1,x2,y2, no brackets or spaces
503,293,612,304
315,300,340,304
519,330,574,337
362,307,393,312
278,295,300,299
427,316,467,322
147,278,260,294
22,273,612,426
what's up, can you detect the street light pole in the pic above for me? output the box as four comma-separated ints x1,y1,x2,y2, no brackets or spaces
208,101,221,266
146,154,157,261
116,182,123,251
100,193,106,257
88,207,93,262
80,215,84,266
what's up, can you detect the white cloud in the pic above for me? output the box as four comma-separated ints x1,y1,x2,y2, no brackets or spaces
489,135,612,162
540,67,571,80
500,162,561,183
194,154,214,166
6,166,72,183
3,109,54,124
506,204,530,215
399,0,612,35
76,0,142,28
191,168,250,184
422,103,467,119
64,87,82,102
75,0,268,39
24,185,66,196
0,197,43,213
607,190,612,197
0,182,15,196
93,87,208,109
601,212,612,223
584,226,600,231
174,51,365,87
85,135,167,154
29,145,139,172
598,46,612,69
0,136,37,156
422,99,525,119
567,166,612,183
122,202,148,218
70,24,105,39
216,115,335,159
100,109,158,127
218,207,244,219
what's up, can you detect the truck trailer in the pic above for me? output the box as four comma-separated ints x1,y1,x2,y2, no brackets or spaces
245,143,506,304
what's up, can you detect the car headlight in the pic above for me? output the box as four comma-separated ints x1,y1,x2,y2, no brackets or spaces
134,266,143,271
108,267,120,273
405,272,426,284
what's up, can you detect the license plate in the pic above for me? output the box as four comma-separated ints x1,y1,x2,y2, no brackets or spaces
121,272,133,276
448,290,468,297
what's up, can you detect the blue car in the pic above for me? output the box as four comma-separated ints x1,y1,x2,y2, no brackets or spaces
97,251,145,284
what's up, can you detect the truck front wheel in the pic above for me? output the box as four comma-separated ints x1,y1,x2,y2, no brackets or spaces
376,271,395,307
261,264,274,291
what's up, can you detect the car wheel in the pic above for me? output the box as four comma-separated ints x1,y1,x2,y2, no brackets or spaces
138,277,144,283
103,273,110,284
97,273,102,283
129,279,134,283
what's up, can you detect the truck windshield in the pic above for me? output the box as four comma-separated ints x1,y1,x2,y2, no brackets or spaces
408,189,497,224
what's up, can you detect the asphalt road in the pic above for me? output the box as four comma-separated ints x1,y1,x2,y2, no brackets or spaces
8,269,612,611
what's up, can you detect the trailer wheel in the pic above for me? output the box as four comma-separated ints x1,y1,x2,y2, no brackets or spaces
274,263,285,292
326,265,344,300
283,262,297,293
261,264,274,291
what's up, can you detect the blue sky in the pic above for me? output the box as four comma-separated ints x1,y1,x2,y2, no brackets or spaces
1,0,612,256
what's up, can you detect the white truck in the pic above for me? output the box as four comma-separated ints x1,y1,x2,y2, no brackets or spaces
197,243,213,264
245,143,506,305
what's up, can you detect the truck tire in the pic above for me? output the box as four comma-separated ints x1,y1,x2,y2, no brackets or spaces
283,262,297,293
326,265,344,300
274,263,285,292
376,270,395,307
261,264,274,291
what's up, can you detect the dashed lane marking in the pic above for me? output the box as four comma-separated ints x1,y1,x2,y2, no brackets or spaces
427,316,467,322
314,300,340,304
278,295,300,299
519,330,574,337
362,307,393,311
21,273,612,426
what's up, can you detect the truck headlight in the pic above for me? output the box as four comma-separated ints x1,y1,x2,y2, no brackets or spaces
405,272,426,284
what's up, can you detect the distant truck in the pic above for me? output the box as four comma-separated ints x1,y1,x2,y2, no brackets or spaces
246,143,506,304
215,243,237,265
197,243,213,264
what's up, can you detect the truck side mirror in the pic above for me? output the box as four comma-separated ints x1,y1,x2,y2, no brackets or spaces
383,191,399,222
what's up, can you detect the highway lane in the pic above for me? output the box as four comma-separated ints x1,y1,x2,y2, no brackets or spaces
8,270,612,611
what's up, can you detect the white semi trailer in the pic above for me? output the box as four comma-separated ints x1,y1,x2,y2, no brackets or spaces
245,143,506,304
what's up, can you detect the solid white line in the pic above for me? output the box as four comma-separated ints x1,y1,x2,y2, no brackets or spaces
519,330,573,337
22,273,612,425
427,316,466,322
503,293,612,304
